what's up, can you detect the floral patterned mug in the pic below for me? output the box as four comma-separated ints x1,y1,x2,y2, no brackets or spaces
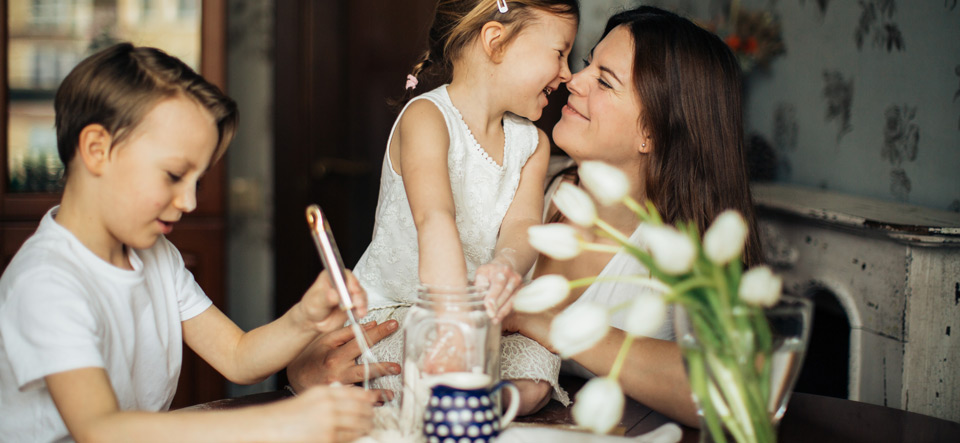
422,372,520,443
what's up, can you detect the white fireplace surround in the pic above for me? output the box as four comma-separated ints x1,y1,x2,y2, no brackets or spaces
751,183,960,423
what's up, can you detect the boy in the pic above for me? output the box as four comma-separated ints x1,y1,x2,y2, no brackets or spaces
0,43,375,442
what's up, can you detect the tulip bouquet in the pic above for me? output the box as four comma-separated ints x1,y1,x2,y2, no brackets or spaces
515,161,787,443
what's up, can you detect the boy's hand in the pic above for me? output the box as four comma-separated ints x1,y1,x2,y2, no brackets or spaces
298,270,367,334
475,255,522,325
270,385,378,442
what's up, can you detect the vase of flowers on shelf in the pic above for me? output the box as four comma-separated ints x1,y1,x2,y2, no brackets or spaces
701,0,785,75
514,161,812,442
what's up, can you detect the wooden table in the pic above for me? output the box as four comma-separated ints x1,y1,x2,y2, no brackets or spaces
182,376,960,442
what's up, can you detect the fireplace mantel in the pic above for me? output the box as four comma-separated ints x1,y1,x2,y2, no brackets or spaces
751,183,959,423
752,183,960,244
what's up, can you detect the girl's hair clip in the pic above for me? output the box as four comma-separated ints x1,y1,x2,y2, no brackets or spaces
405,74,419,90
496,0,509,13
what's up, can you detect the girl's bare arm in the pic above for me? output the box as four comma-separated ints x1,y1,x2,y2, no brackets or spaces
396,100,468,287
477,129,552,321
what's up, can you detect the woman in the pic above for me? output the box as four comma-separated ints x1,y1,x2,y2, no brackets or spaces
504,5,762,427
289,5,761,427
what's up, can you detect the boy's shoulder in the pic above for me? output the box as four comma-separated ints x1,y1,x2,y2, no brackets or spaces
0,219,90,298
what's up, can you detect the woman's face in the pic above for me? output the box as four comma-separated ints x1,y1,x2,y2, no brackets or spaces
552,26,646,165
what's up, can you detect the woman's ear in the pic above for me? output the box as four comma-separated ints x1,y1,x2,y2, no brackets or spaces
480,21,507,62
76,124,113,176
638,129,652,154
638,138,651,154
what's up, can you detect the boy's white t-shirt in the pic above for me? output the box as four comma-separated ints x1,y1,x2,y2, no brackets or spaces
0,206,212,443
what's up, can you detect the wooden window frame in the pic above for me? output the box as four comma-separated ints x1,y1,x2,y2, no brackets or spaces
0,0,227,219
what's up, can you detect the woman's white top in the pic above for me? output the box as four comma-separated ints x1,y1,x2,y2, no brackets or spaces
542,157,675,377
353,84,539,308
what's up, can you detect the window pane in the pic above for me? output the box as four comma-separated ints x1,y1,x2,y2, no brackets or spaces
7,0,201,192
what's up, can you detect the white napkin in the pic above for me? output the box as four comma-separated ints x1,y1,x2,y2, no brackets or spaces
496,423,682,443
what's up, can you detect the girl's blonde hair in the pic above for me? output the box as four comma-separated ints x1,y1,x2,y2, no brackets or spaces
398,0,579,105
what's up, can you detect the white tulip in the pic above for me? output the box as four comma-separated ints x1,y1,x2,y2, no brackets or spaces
703,210,749,265
528,224,583,260
513,275,570,313
738,265,782,307
639,224,696,275
549,302,610,358
579,161,630,206
552,182,597,227
623,292,667,337
572,377,624,434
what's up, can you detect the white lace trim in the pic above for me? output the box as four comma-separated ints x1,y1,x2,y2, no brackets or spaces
447,99,507,172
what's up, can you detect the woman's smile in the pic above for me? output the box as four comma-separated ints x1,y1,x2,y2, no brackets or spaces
561,101,589,120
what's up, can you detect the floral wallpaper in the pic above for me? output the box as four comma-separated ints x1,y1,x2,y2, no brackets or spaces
575,0,960,212
822,70,854,142
773,102,798,177
955,64,960,129
855,0,904,52
743,0,958,210
882,104,920,199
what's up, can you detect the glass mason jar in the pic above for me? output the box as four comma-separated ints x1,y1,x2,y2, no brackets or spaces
399,283,500,435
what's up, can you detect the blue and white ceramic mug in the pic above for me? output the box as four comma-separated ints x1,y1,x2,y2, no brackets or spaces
422,372,520,443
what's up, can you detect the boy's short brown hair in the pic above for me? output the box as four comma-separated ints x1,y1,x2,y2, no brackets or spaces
54,42,238,170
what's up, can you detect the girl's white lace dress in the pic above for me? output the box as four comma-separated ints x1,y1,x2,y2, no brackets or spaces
352,85,569,405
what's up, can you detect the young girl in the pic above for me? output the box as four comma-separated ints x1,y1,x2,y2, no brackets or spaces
350,0,579,415
0,43,376,442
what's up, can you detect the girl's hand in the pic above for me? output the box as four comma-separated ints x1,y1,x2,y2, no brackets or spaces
298,270,367,334
475,251,523,324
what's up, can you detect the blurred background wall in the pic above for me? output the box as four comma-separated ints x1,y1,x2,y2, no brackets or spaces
226,0,274,396
223,0,960,397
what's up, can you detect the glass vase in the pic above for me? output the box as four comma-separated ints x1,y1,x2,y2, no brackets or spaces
674,295,813,443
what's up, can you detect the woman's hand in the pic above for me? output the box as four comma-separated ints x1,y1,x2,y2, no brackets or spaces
297,270,367,334
501,310,556,353
287,320,400,403
475,251,523,324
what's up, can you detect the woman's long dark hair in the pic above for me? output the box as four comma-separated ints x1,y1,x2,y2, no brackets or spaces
604,6,763,266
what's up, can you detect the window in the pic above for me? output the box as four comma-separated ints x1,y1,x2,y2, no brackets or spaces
178,0,197,20
6,0,200,192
